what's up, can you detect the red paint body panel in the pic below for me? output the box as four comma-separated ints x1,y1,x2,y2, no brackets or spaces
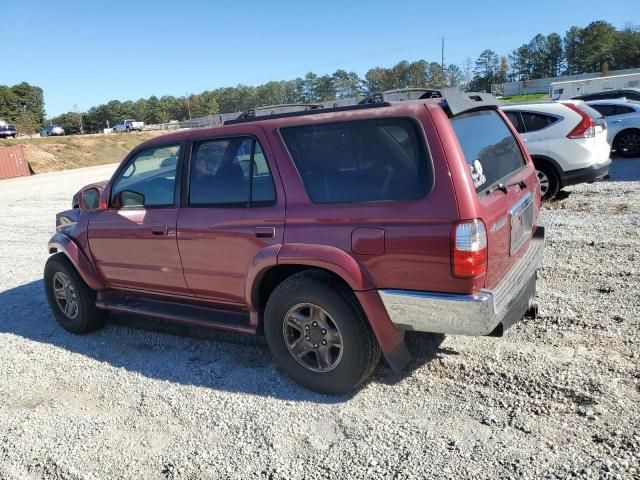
427,104,541,289
88,208,191,295
177,125,286,304
49,232,106,291
351,228,385,255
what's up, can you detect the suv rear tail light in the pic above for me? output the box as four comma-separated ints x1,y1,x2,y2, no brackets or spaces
452,219,487,278
563,103,596,139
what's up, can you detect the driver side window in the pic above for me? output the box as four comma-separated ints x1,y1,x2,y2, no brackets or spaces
111,144,181,208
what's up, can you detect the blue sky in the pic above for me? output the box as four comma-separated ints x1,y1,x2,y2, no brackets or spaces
4,0,637,116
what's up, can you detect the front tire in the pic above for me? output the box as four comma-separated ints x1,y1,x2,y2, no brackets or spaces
535,161,560,200
264,270,380,394
44,254,106,333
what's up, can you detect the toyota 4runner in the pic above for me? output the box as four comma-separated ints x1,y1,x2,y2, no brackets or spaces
45,89,545,394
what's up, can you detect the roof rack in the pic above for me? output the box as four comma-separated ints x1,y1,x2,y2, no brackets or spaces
224,102,391,125
358,88,443,104
223,88,499,125
236,103,323,120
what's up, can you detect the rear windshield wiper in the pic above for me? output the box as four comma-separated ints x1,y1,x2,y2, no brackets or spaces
486,179,527,195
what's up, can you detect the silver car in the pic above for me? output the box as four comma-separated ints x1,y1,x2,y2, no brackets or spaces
41,125,65,136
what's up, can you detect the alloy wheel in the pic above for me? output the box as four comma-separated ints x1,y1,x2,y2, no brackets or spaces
52,272,79,319
283,303,344,372
618,132,640,157
537,170,550,197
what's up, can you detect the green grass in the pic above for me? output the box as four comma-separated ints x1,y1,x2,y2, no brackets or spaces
500,93,549,104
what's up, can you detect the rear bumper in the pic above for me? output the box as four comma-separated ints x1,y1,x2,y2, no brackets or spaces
379,226,545,335
561,159,611,186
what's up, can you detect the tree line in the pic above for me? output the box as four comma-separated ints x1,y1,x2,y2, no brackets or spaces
3,20,638,134
0,82,45,133
471,21,640,92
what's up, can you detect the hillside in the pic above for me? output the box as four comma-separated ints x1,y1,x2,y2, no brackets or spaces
0,132,165,174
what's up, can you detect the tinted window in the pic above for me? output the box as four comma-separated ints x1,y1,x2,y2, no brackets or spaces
615,105,635,115
281,118,429,204
451,110,525,193
521,112,558,132
504,111,525,133
111,144,180,207
589,104,623,117
189,137,276,206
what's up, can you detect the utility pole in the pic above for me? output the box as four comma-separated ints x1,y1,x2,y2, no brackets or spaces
186,93,192,120
441,37,446,88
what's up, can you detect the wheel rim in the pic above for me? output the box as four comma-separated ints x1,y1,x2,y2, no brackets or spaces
282,303,344,373
618,132,640,156
537,170,550,196
52,272,79,319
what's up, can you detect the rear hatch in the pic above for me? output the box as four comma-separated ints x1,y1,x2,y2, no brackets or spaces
450,109,539,289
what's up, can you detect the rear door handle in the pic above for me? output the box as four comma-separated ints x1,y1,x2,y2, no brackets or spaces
255,227,275,239
151,226,168,236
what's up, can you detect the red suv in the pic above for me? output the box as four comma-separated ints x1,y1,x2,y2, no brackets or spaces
44,89,545,394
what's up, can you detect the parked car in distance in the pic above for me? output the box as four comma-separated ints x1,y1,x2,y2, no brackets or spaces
572,88,640,102
112,119,144,133
41,125,65,137
502,101,611,200
0,119,17,138
44,90,545,394
586,99,640,158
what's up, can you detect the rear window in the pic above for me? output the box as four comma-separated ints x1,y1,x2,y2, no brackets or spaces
451,110,525,193
280,118,430,204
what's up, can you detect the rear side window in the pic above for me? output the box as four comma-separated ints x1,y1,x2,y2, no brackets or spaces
504,111,525,133
521,112,558,132
280,118,429,204
189,137,276,206
451,110,525,193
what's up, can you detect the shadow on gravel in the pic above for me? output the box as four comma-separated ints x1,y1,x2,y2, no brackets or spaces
0,280,444,402
372,332,452,386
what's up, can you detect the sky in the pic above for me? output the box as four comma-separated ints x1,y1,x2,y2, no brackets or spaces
3,0,638,117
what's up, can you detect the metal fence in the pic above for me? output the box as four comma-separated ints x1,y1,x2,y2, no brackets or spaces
499,67,640,96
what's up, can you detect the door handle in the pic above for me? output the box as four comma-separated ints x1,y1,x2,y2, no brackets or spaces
255,227,275,239
151,226,168,236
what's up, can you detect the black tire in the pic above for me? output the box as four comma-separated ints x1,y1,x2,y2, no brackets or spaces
264,270,381,394
112,128,117,133
613,129,640,158
534,161,560,200
44,253,106,333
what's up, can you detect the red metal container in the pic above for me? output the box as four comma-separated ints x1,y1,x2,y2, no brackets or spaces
0,145,30,179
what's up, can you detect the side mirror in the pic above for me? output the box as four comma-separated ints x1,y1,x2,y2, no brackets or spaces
80,187,102,211
112,190,145,208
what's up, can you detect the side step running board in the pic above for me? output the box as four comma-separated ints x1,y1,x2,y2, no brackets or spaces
96,290,255,334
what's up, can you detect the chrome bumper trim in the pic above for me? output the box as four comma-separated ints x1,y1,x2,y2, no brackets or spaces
379,226,545,335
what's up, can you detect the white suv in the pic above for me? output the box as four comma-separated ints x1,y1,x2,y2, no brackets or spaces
586,99,640,158
502,102,611,199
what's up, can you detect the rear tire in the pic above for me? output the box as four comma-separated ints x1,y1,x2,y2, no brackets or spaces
613,129,640,158
44,254,106,333
534,161,560,200
264,270,380,394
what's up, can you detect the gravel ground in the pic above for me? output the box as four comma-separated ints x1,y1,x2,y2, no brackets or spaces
0,159,638,480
